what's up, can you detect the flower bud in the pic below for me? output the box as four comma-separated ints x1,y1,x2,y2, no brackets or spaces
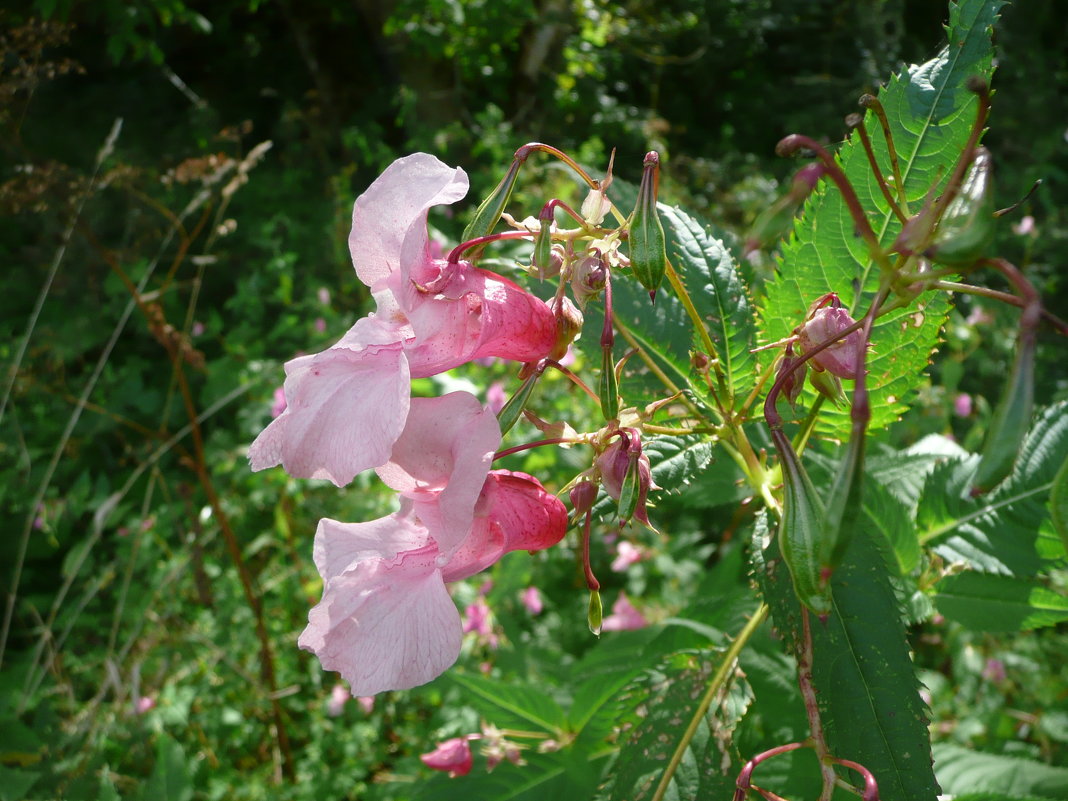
595,429,657,528
807,367,846,407
628,151,668,297
421,736,474,777
797,306,865,379
778,345,807,409
569,479,597,518
570,253,608,309
549,296,583,362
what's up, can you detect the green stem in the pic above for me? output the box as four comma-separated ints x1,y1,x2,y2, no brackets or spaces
652,604,770,801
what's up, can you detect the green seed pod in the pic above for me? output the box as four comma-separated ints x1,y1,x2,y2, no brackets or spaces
971,329,1035,494
599,346,619,421
929,147,996,267
462,156,523,242
628,151,668,297
772,429,833,615
588,589,603,636
533,215,553,277
818,422,866,575
808,367,847,407
496,371,540,436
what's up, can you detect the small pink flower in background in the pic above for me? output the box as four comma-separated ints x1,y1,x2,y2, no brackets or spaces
966,306,993,326
601,593,648,632
1012,215,1035,236
953,393,973,418
520,586,543,616
486,381,507,414
317,287,331,305
610,541,647,572
420,736,474,777
191,320,205,337
356,696,375,714
314,317,327,333
326,684,349,717
462,598,494,638
134,696,156,715
983,658,1007,683
270,386,287,418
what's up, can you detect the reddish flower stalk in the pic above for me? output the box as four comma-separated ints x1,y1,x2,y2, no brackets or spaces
846,112,907,224
447,230,534,265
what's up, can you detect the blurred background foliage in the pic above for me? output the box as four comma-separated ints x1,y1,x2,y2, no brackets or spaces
1,1,1066,799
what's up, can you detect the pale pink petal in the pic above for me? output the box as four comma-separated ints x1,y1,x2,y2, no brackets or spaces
601,593,648,632
298,549,462,696
349,154,468,291
249,344,410,487
611,541,646,573
420,736,474,776
312,513,430,580
377,393,500,557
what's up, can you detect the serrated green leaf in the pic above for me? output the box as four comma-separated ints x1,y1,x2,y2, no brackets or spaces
919,403,1068,575
449,673,568,735
1051,451,1068,552
933,743,1068,798
759,0,1005,438
660,204,758,406
934,572,1068,631
599,649,747,801
758,523,938,801
862,472,920,574
0,766,40,801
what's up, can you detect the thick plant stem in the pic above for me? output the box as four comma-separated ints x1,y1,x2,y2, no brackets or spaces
799,608,838,801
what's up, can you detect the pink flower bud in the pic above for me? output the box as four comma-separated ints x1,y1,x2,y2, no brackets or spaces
550,296,584,362
421,736,474,777
569,480,597,517
595,430,657,527
797,306,866,379
570,254,607,308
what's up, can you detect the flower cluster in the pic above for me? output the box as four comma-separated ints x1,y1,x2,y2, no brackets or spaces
251,155,568,696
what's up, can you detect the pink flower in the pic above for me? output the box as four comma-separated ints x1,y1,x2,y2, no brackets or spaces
797,306,866,379
298,393,568,695
134,696,156,714
520,586,543,616
601,593,648,632
326,684,349,717
953,393,973,418
270,386,287,418
1012,215,1035,236
421,736,474,777
250,154,556,487
356,696,375,714
486,381,507,415
610,541,646,572
462,598,494,637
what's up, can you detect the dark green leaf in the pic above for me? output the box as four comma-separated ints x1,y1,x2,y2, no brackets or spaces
449,673,568,735
934,572,1068,631
140,733,193,801
933,744,1068,798
758,520,939,801
660,204,758,405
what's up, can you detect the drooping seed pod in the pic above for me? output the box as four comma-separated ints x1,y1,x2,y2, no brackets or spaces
463,155,523,241
928,146,996,267
496,371,540,436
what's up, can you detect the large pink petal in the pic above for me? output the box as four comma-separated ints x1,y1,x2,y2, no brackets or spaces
349,154,468,291
442,471,567,582
312,512,430,580
298,548,462,696
248,344,410,487
403,265,556,375
376,392,500,557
